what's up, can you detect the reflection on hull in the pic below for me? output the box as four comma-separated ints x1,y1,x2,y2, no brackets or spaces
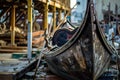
45,0,115,80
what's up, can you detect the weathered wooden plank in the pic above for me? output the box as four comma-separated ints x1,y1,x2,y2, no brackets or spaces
0,46,27,50
32,37,44,45
0,58,18,61
32,30,44,38
0,49,27,53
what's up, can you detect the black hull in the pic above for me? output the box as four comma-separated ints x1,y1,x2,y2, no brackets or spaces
45,0,116,80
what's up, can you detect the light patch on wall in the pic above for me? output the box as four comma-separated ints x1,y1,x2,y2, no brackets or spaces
71,0,77,8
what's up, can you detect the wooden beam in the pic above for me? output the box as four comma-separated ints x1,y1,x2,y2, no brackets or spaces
16,12,24,23
10,5,16,46
32,37,44,45
2,13,10,23
43,1,48,30
32,30,44,37
37,0,70,10
53,0,56,30
27,0,33,59
0,7,11,18
0,49,27,53
58,9,62,24
0,46,27,50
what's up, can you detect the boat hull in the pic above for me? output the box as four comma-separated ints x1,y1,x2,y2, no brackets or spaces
45,0,114,80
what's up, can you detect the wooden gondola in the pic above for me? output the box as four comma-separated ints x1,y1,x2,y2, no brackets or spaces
44,0,117,80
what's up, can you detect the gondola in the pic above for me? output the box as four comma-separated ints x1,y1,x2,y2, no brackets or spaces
44,0,116,80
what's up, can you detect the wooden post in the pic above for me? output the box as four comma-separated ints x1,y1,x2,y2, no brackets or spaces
53,0,56,30
43,1,49,30
27,0,33,59
58,9,62,24
64,10,66,17
11,5,16,46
